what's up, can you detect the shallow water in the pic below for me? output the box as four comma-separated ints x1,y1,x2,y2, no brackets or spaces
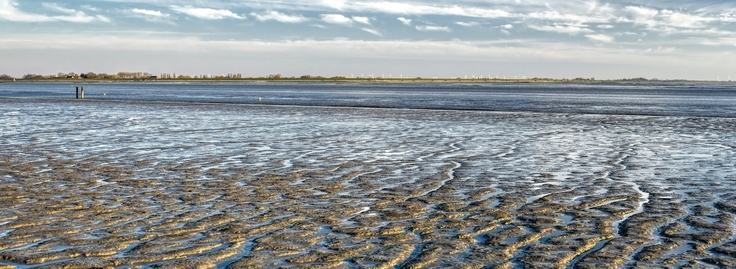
2,82,736,117
1,83,736,268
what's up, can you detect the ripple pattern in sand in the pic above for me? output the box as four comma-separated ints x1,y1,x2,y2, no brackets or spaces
1,100,736,268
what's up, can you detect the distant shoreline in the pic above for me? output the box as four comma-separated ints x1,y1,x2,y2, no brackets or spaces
0,78,727,84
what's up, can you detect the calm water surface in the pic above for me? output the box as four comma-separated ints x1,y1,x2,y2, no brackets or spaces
1,82,735,117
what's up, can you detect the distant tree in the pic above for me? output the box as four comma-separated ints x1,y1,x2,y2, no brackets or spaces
0,74,13,80
118,72,137,79
622,77,649,82
23,74,44,80
97,73,114,79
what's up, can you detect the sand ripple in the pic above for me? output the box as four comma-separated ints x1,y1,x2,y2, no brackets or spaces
1,99,735,268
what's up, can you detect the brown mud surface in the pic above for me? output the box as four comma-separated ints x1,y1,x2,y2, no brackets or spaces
1,99,735,268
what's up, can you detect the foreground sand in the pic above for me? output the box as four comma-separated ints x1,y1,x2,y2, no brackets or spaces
1,99,735,268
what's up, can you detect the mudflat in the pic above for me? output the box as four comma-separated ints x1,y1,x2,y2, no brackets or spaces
1,98,735,268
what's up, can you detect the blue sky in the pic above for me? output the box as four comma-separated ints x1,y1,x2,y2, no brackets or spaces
1,0,736,79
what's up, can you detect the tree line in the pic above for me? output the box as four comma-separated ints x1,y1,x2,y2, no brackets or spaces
4,72,250,80
0,73,696,82
2,72,389,81
22,72,156,80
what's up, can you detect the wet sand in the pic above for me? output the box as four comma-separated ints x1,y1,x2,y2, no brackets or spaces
1,99,735,268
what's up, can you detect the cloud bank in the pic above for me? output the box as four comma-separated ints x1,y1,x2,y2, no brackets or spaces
1,0,736,79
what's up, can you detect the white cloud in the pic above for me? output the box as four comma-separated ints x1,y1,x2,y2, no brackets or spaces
301,1,724,34
0,34,694,66
620,6,659,28
617,5,714,33
352,16,371,25
321,14,374,26
237,1,508,19
585,34,614,43
0,1,109,23
321,0,347,10
180,0,736,36
5,0,736,80
321,14,352,26
524,10,611,24
614,31,639,36
456,21,480,27
251,11,308,23
131,8,169,18
644,46,677,54
42,3,77,15
660,10,705,28
361,28,382,37
0,35,524,57
698,37,736,47
96,15,111,23
130,8,173,24
397,17,412,26
332,2,510,19
4,33,733,79
625,6,659,21
528,23,594,35
170,5,244,20
416,25,451,32
80,5,98,12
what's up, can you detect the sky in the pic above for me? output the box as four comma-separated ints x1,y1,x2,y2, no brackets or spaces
1,0,736,80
